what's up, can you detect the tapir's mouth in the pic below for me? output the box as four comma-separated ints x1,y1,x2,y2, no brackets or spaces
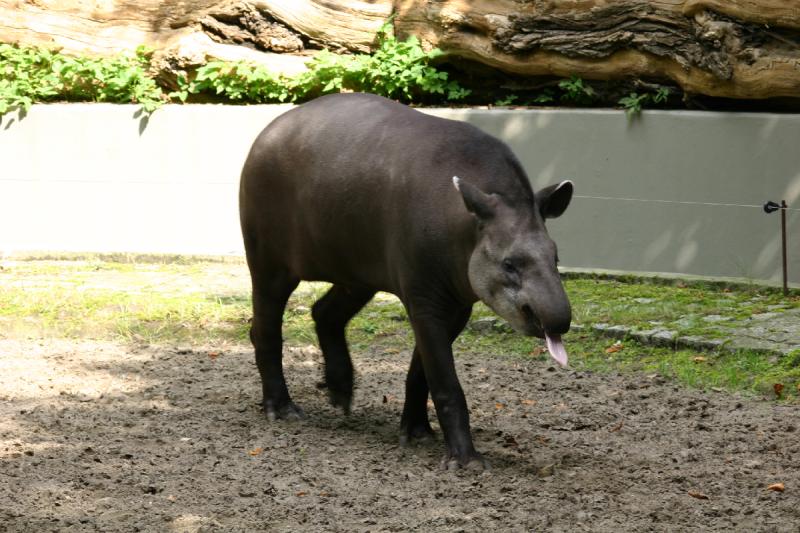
520,305,569,367
521,305,545,338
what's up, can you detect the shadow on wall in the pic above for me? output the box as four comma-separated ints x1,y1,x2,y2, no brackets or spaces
0,107,26,131
450,109,800,285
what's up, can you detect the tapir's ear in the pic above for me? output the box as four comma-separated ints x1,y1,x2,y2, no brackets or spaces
536,180,574,219
453,176,496,220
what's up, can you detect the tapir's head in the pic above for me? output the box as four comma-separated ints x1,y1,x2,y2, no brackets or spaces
454,176,573,365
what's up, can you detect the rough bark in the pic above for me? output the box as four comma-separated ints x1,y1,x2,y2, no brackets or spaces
395,0,800,100
1,0,798,101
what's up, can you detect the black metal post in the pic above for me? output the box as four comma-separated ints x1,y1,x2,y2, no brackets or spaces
764,199,789,296
781,200,788,296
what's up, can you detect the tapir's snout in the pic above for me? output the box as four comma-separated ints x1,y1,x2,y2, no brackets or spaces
527,280,572,366
520,283,572,338
541,301,572,336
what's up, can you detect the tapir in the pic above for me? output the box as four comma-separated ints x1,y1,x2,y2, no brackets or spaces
239,92,573,469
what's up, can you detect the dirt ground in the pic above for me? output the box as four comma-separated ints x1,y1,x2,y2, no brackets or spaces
1,338,798,532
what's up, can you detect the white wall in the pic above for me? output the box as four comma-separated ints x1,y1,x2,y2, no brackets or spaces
1,104,798,284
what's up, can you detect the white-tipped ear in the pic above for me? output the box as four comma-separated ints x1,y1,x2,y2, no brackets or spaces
536,179,574,219
453,177,497,220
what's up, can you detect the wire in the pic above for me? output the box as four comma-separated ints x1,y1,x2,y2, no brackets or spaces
573,195,799,212
1,179,797,212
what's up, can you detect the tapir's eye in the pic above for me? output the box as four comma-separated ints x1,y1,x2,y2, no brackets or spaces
502,259,517,275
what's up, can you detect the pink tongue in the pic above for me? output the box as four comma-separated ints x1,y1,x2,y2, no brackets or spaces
545,333,568,367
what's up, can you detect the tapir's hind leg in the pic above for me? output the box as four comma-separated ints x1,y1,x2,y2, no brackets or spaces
312,284,376,414
400,347,433,444
249,268,301,420
400,306,472,445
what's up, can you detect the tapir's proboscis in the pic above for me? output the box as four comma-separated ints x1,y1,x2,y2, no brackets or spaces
239,93,574,469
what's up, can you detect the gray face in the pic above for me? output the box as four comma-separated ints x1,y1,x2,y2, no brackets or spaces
454,177,573,338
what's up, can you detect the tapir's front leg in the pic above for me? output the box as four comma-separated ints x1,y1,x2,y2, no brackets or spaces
406,302,487,470
401,306,472,445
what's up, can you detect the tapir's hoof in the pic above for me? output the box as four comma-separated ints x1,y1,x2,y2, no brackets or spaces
264,401,306,421
399,423,435,447
440,453,490,472
327,388,352,415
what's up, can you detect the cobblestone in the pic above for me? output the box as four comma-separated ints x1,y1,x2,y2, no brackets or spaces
590,307,800,356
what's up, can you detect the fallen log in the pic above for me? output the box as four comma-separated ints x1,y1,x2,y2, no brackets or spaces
395,0,800,100
0,0,797,101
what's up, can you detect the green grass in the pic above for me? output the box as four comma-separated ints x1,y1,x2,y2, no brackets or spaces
565,278,800,339
1,259,798,400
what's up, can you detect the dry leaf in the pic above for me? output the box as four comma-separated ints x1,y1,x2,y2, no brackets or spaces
774,383,785,398
605,342,624,354
248,447,263,456
502,434,519,448
767,483,785,492
495,402,506,410
296,491,307,497
688,490,709,500
537,464,556,478
530,347,546,357
609,421,624,433
693,356,707,364
208,351,220,360
521,399,537,406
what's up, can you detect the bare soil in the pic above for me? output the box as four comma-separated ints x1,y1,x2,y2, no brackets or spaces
1,338,798,532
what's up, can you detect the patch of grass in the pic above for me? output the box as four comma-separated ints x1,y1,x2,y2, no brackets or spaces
565,278,800,339
455,322,799,400
0,260,252,344
1,260,797,400
0,282,252,344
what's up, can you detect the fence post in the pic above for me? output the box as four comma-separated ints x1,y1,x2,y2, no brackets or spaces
764,200,789,296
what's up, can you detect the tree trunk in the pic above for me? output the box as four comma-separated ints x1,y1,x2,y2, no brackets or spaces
1,0,797,101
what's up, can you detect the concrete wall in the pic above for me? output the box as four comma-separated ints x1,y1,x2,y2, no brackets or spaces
1,104,798,284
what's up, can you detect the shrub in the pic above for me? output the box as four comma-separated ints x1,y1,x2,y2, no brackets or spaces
185,22,470,104
0,44,165,114
0,22,469,115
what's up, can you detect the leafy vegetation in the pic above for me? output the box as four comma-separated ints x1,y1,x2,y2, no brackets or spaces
181,62,288,104
0,44,164,114
1,259,797,400
558,75,597,105
185,24,470,104
619,87,671,116
0,22,469,115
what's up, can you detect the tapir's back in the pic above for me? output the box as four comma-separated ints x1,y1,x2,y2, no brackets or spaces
239,92,531,293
